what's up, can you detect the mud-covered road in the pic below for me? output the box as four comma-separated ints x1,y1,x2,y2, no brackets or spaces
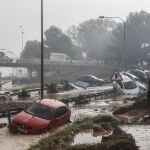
0,85,132,150
0,97,128,150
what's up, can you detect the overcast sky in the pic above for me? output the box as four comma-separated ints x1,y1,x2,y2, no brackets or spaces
0,0,150,56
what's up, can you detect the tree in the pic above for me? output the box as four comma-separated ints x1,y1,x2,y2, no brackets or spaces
67,19,117,60
111,11,150,65
44,26,74,57
21,40,41,58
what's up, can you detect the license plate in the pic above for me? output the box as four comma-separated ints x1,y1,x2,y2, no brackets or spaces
18,128,27,133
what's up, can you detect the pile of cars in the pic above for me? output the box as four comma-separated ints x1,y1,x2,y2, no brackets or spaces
114,69,148,98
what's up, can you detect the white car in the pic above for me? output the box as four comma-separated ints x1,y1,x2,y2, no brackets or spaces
124,72,147,92
113,75,140,98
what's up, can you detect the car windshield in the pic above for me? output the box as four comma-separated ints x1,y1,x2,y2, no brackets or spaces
25,103,55,120
124,81,137,89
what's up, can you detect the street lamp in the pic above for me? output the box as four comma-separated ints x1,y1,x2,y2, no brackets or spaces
41,0,44,99
19,25,24,52
99,16,125,67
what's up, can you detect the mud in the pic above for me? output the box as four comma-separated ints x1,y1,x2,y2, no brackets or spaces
0,127,48,150
0,85,130,150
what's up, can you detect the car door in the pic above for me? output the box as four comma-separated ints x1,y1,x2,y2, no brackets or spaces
53,106,69,127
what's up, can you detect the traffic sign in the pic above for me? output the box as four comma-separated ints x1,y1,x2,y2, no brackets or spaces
111,69,123,81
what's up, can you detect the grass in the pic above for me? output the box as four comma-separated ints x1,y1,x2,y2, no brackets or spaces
28,115,126,150
65,138,138,150
113,94,148,115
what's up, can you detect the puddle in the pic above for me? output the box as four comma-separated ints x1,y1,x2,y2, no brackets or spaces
121,125,150,150
71,130,102,145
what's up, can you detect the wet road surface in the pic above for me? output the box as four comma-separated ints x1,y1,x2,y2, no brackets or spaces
121,125,150,150
0,97,128,150
0,85,131,150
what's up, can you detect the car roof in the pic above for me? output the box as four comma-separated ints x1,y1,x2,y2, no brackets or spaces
79,75,97,78
121,74,133,82
125,72,139,79
37,99,66,109
135,69,146,75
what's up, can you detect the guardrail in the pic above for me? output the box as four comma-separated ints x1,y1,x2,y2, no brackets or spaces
0,86,114,117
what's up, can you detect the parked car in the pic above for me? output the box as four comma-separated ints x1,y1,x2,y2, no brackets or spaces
113,75,140,98
124,72,147,91
10,99,71,134
129,69,148,83
77,75,104,86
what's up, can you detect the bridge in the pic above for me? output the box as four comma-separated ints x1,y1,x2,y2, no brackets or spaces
0,58,115,81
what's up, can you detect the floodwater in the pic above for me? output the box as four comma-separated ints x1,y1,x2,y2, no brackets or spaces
121,125,150,150
0,85,131,150
0,127,48,150
0,98,115,150
71,130,102,145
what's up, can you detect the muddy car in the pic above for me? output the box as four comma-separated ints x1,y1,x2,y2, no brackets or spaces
10,99,71,134
77,75,104,86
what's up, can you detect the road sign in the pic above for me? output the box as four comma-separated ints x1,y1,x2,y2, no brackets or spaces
111,69,122,81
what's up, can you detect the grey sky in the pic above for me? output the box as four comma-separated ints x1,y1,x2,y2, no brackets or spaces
0,0,150,56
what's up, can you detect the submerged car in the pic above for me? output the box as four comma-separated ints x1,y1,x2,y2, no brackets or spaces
129,69,148,83
10,99,71,134
124,72,147,91
77,75,104,86
113,75,140,98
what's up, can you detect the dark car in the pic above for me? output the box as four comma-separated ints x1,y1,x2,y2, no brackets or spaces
129,69,148,83
10,99,71,134
77,75,104,86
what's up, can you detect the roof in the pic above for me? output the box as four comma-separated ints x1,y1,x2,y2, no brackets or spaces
37,99,65,109
125,72,139,79
121,75,133,82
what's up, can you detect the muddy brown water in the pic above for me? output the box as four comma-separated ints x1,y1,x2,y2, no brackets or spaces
71,130,102,145
121,125,150,150
0,127,48,150
0,98,128,150
0,85,131,150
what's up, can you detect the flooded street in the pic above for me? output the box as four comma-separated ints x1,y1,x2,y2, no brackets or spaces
121,125,150,150
0,95,129,150
0,127,48,150
0,84,137,150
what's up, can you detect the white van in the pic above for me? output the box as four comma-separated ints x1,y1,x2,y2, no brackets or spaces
49,53,71,63
114,75,140,98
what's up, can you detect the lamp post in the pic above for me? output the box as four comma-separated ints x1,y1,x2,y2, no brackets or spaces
19,25,24,52
41,0,44,99
99,16,125,67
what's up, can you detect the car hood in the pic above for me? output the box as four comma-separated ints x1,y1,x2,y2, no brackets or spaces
12,111,50,129
124,87,140,95
136,81,147,90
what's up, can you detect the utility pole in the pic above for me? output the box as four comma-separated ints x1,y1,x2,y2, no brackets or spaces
41,0,44,99
99,16,126,67
19,25,24,52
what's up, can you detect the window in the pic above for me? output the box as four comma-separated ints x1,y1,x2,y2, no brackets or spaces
54,107,67,118
25,103,54,120
124,81,137,89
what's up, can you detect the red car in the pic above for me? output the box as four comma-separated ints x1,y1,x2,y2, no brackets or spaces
10,99,71,134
